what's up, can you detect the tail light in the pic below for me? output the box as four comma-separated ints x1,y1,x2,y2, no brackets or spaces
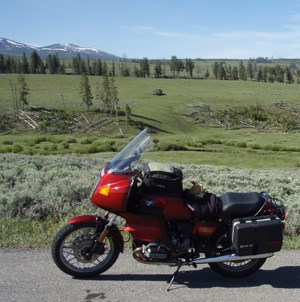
277,207,286,221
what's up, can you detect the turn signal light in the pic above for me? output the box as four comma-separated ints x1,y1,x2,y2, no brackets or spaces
99,186,110,196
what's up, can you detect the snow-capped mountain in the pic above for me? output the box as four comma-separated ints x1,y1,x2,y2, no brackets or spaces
0,38,121,60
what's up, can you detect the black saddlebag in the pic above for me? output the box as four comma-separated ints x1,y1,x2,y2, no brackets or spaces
141,162,183,195
232,215,283,256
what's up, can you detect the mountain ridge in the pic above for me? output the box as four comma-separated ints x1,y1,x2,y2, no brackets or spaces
0,37,121,60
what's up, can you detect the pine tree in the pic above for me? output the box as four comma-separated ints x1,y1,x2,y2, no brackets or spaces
21,53,30,74
185,58,195,77
140,57,150,77
218,63,226,80
102,61,108,76
18,74,29,108
100,75,110,114
72,54,81,75
125,104,131,125
257,66,263,82
170,56,177,77
274,64,284,83
154,61,162,78
86,57,92,75
204,69,210,79
96,59,102,76
212,62,218,79
285,66,293,84
80,73,93,110
0,54,5,73
30,51,41,74
238,61,247,81
46,54,61,74
170,56,181,77
247,61,254,80
110,78,119,122
232,66,239,80
111,62,116,76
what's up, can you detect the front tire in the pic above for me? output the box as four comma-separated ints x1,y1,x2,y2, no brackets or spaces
52,221,120,277
206,230,267,278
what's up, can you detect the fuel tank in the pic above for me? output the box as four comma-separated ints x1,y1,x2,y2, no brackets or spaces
139,194,193,221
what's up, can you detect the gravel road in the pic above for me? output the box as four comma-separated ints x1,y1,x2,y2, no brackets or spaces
0,248,299,302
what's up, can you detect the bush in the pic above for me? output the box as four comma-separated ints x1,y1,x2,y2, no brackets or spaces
79,137,95,144
265,144,282,151
34,136,48,144
2,140,13,145
250,144,261,150
236,141,247,148
202,138,222,145
61,142,70,149
156,142,187,151
65,136,77,144
0,154,299,237
12,144,23,153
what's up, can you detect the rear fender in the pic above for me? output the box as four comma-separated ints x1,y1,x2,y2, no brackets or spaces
68,215,124,253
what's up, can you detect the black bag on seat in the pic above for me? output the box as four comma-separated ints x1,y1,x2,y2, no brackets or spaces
185,192,222,219
141,162,183,195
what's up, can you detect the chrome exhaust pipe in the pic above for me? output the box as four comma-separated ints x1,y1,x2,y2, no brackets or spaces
190,253,274,265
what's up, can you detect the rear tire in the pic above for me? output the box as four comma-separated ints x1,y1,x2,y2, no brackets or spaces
206,230,267,278
52,221,120,277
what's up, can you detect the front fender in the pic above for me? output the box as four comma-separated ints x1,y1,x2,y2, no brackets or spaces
68,214,100,225
68,215,124,253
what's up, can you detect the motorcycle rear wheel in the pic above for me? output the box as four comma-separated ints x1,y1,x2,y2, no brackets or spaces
52,221,120,278
206,231,267,278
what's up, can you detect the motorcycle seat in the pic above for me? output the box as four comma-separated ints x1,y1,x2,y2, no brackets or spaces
219,192,264,220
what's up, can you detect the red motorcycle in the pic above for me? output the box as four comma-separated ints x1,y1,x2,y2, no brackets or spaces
52,129,285,289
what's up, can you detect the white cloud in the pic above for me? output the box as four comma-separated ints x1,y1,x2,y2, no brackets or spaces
122,25,205,40
122,20,300,58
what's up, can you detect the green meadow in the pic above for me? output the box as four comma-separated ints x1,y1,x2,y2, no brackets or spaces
1,74,300,168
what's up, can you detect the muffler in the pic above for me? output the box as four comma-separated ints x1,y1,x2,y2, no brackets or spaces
190,252,274,265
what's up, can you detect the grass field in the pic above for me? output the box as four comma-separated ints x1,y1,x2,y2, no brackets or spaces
1,74,300,168
2,74,300,111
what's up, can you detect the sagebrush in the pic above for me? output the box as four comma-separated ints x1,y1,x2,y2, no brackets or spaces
0,154,299,235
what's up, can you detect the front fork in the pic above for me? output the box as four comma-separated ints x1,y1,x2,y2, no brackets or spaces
86,213,118,260
97,213,117,244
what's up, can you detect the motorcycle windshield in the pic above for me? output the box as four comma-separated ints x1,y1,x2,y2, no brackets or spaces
107,128,153,173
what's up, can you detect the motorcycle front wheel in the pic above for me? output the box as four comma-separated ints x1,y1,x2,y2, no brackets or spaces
206,230,267,278
52,221,120,278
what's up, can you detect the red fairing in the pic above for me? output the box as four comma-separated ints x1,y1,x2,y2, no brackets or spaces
123,213,169,242
90,172,133,212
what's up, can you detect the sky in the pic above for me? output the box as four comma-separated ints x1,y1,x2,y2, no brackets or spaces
2,0,300,59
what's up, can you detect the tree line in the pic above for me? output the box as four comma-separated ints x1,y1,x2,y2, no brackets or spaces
1,51,300,84
212,61,297,84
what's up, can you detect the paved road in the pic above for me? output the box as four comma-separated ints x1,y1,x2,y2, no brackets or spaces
0,248,299,302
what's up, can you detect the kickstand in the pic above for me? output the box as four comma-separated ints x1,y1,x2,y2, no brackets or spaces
167,262,183,292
